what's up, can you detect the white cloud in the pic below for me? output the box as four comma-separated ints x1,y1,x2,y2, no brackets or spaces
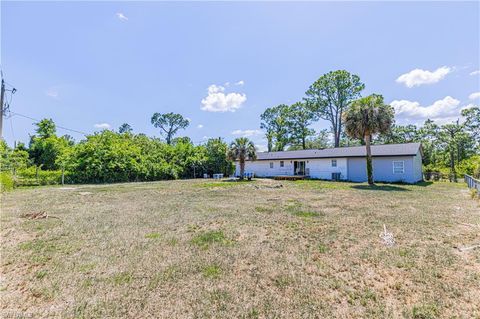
116,13,128,21
94,123,111,129
231,129,262,137
235,80,245,86
197,124,204,129
396,66,451,88
468,92,480,100
46,88,59,99
255,144,268,152
201,84,247,112
391,96,462,124
470,70,480,76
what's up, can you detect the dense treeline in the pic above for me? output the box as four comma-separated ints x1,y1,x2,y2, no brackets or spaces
1,69,479,189
1,118,233,187
260,70,480,178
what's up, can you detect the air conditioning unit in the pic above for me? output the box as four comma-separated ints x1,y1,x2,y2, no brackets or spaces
305,168,310,176
332,172,341,181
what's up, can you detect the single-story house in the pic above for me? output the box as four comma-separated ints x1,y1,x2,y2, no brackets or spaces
235,143,423,184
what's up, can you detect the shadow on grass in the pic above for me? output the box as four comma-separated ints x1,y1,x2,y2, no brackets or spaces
220,179,254,183
415,181,434,187
351,184,410,192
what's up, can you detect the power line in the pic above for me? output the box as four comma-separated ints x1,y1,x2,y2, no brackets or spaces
9,111,88,136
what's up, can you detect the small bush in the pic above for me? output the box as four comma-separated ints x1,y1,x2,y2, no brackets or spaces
0,172,14,191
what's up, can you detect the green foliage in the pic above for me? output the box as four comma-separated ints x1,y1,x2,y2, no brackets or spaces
35,118,56,138
118,123,133,134
0,171,14,191
16,167,63,186
260,104,292,151
151,112,189,144
203,138,234,176
458,155,480,178
343,94,394,140
288,129,331,150
343,94,394,185
228,137,256,179
286,101,317,149
305,70,365,147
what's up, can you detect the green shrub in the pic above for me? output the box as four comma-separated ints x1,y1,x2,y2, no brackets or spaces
0,172,14,191
16,167,63,186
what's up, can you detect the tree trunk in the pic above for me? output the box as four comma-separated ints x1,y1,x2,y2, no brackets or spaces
302,136,306,150
336,115,342,147
450,146,457,182
365,134,374,185
334,129,340,147
239,160,245,180
267,136,272,152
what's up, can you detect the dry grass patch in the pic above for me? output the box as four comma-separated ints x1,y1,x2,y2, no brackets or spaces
1,179,479,318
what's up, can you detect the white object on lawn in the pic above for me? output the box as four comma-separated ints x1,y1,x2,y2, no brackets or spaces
380,224,395,246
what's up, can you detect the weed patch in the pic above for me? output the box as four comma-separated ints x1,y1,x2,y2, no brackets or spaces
191,230,230,249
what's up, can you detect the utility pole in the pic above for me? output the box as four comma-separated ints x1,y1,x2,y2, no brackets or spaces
0,78,5,140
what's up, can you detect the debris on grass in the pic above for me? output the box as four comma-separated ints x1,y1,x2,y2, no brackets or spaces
20,211,60,220
455,244,480,252
380,224,395,246
254,184,283,189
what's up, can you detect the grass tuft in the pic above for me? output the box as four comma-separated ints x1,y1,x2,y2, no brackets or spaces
412,303,439,319
202,264,223,279
110,272,133,285
191,230,230,249
145,232,161,239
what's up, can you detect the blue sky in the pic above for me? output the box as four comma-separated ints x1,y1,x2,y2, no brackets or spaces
1,1,479,150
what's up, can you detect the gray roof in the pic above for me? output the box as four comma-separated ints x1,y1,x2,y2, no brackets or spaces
254,143,421,161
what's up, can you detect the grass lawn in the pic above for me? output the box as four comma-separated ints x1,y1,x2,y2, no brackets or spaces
1,179,479,318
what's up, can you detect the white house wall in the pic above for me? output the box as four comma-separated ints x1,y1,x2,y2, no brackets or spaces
235,158,348,180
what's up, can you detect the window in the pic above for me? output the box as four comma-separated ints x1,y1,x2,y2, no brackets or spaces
393,161,404,174
270,162,274,169
331,159,337,167
280,161,284,167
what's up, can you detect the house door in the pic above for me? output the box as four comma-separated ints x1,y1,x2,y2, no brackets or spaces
294,161,305,175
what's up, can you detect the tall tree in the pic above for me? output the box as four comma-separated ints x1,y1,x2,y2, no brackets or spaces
260,104,291,151
305,70,365,147
227,137,256,180
151,112,189,144
437,121,469,182
28,118,72,170
118,123,133,134
288,129,331,150
343,94,394,185
35,118,56,138
287,102,317,149
204,138,233,176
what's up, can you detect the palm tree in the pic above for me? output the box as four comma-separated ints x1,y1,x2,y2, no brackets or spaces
228,137,257,180
342,94,394,185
